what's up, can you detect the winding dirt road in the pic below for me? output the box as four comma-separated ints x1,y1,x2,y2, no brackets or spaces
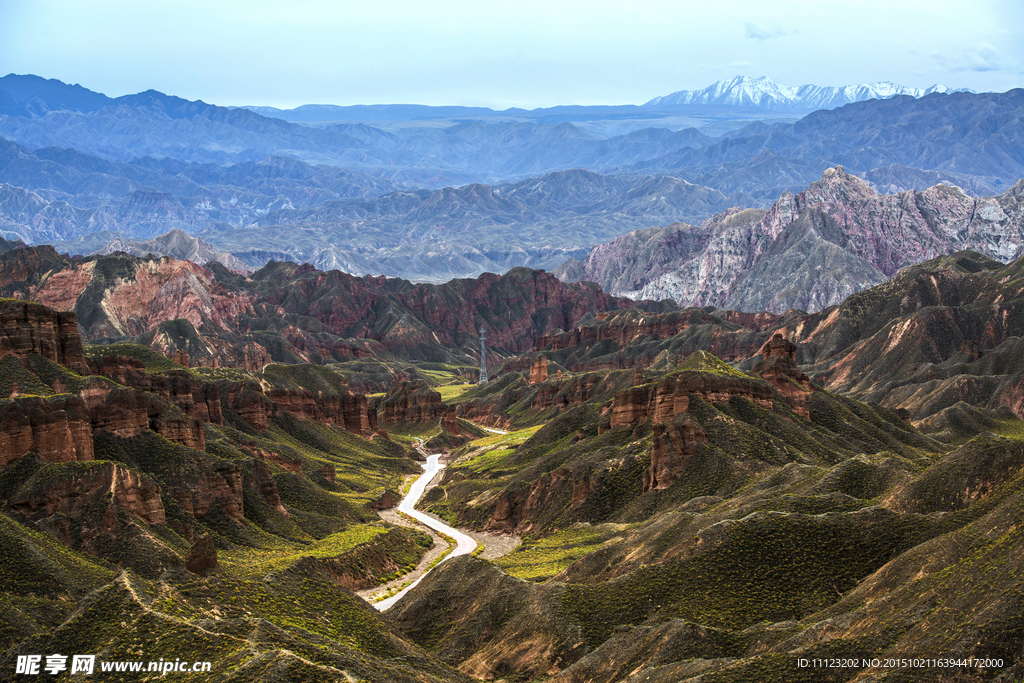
373,453,478,611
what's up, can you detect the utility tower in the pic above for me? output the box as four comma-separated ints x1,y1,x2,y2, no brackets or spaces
478,327,488,384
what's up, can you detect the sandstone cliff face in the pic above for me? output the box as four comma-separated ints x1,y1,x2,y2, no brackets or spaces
442,408,460,436
0,394,94,467
647,413,708,491
376,381,445,424
752,333,814,418
486,468,576,535
0,300,89,374
29,255,256,339
528,356,548,384
88,355,224,425
266,388,376,435
224,382,278,431
79,382,205,450
609,373,774,428
606,367,775,492
530,374,604,410
169,462,244,523
9,462,166,527
534,310,698,353
247,459,287,515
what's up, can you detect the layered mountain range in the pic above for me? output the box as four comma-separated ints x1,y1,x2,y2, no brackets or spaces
0,74,1021,283
0,239,667,370
556,167,1024,313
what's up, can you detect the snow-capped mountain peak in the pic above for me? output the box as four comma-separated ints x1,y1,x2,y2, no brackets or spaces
645,76,974,110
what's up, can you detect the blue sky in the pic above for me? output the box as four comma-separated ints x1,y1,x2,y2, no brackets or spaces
1,0,1021,109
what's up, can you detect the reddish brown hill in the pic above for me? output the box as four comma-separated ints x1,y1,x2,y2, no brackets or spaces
0,248,657,366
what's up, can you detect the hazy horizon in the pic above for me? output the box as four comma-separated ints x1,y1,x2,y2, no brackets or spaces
1,0,1021,110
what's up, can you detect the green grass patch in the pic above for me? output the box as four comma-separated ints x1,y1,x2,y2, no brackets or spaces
675,351,753,379
437,383,474,402
220,524,391,578
83,342,185,373
495,525,623,581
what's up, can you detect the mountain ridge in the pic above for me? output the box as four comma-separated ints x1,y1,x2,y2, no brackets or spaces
555,167,1024,313
645,75,974,110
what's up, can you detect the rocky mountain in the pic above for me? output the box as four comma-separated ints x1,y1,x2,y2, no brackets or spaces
0,244,665,368
555,167,1024,313
89,228,252,273
645,75,971,110
641,88,1024,198
2,76,1022,284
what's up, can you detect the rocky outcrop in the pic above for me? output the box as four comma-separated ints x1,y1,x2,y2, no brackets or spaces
609,373,774,428
224,382,278,431
368,488,400,511
0,300,89,374
266,388,376,435
8,461,165,527
169,462,244,523
0,394,94,467
486,468,575,534
376,381,445,424
528,356,548,384
646,413,708,491
442,409,460,436
25,255,256,340
248,460,287,515
752,333,814,418
79,382,205,450
534,309,701,353
185,534,218,575
531,374,603,410
563,168,1024,314
88,356,224,425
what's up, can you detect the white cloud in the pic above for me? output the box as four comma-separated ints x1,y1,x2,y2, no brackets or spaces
935,43,1013,73
744,22,787,40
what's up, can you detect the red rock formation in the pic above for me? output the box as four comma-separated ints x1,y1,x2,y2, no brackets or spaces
376,381,446,424
486,468,574,534
9,462,165,527
88,356,224,426
534,311,699,353
224,382,278,431
531,374,603,410
442,409,460,436
609,373,774,428
266,387,376,435
368,489,400,511
28,256,256,340
646,414,708,491
0,300,89,374
78,381,206,449
529,357,549,384
0,394,94,467
185,534,218,575
319,464,336,483
169,463,244,522
752,333,814,419
249,460,287,514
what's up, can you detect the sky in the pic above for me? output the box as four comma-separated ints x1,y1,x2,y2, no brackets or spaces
1,0,1022,109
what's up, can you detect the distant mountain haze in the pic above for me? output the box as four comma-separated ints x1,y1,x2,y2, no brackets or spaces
0,73,1020,285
